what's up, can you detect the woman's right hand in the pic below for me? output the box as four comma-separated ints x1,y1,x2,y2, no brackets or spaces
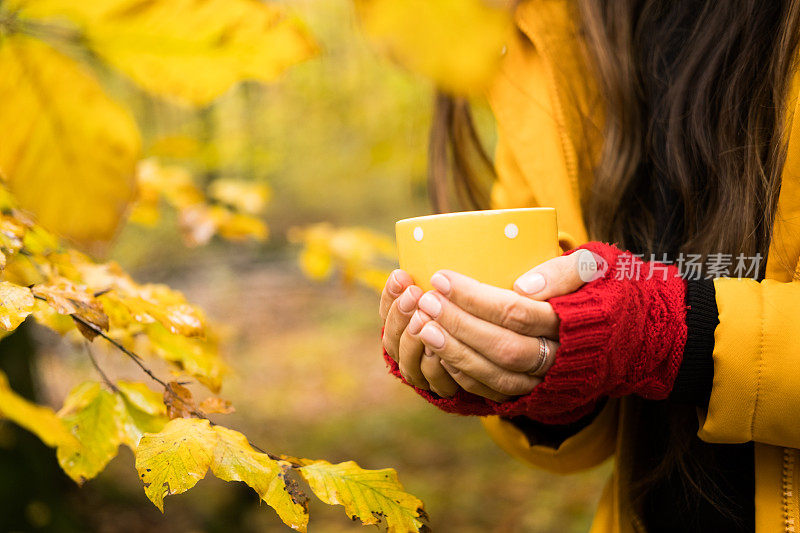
380,269,460,396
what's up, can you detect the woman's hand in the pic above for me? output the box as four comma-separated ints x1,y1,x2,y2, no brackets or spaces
409,250,597,402
379,269,460,396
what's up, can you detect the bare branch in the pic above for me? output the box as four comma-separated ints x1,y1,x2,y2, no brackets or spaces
83,341,119,393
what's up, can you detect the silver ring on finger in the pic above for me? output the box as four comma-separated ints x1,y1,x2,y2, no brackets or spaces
526,336,549,376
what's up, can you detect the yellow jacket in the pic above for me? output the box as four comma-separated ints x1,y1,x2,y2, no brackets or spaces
483,1,800,531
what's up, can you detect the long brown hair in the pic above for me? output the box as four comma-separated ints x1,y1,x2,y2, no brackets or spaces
429,0,800,519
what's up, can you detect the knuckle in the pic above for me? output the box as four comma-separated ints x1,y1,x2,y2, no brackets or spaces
494,336,528,368
494,374,527,396
440,306,464,337
441,346,465,368
499,298,534,330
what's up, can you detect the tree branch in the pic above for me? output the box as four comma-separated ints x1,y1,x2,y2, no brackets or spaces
33,292,285,466
83,341,119,393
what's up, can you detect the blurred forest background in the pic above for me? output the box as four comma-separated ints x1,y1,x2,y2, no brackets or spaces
0,0,608,531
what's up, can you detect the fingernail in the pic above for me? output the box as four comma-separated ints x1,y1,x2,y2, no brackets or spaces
397,287,417,313
430,272,451,295
440,360,459,374
388,271,402,294
515,272,545,295
420,323,445,349
407,311,423,335
418,292,441,318
423,346,434,357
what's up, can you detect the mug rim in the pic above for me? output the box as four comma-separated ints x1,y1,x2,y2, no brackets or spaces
396,207,555,226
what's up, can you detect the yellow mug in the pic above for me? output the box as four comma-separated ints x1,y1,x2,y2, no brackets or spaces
396,207,577,292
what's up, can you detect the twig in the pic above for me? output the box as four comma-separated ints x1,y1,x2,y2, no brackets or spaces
83,341,119,394
33,295,289,466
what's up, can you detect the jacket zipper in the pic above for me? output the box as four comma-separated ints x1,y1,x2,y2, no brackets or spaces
783,447,798,532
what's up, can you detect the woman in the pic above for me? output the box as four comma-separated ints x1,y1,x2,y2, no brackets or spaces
379,1,800,532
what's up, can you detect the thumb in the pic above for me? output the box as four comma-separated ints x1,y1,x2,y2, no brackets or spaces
513,248,603,300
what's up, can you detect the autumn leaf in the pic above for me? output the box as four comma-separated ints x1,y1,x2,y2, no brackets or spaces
0,34,140,250
208,179,271,215
116,381,168,418
355,0,512,95
56,383,127,484
211,426,308,531
22,222,60,256
14,0,317,106
45,250,205,338
214,209,269,243
119,283,205,338
32,279,110,340
299,460,428,532
116,381,169,449
0,281,34,331
179,204,268,247
135,418,217,511
133,158,204,217
198,397,235,416
56,382,168,484
0,214,27,268
135,418,309,531
144,323,227,393
163,381,196,420
30,299,75,335
289,223,395,292
0,370,77,448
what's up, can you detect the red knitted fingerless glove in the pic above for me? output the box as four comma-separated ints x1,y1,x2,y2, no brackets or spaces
382,241,689,424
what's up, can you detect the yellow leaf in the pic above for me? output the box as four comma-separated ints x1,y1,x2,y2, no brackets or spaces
198,397,234,415
211,426,308,531
299,460,427,532
215,210,268,243
56,383,125,484
32,279,109,339
179,204,268,246
16,0,318,105
52,253,205,337
356,0,512,95
21,222,60,257
298,247,334,280
0,281,34,331
116,381,167,417
0,370,77,448
31,299,75,335
135,158,204,211
144,323,227,393
135,418,309,530
0,35,140,249
56,381,167,483
135,418,216,512
0,214,27,266
114,283,205,338
208,179,271,215
115,382,168,449
289,223,396,291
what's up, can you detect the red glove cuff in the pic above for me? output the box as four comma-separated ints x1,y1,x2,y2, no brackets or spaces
382,241,689,424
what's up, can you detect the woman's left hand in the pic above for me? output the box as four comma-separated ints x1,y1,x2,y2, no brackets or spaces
409,250,596,402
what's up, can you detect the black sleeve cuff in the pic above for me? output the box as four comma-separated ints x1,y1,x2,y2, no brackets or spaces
502,398,608,449
668,278,718,408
